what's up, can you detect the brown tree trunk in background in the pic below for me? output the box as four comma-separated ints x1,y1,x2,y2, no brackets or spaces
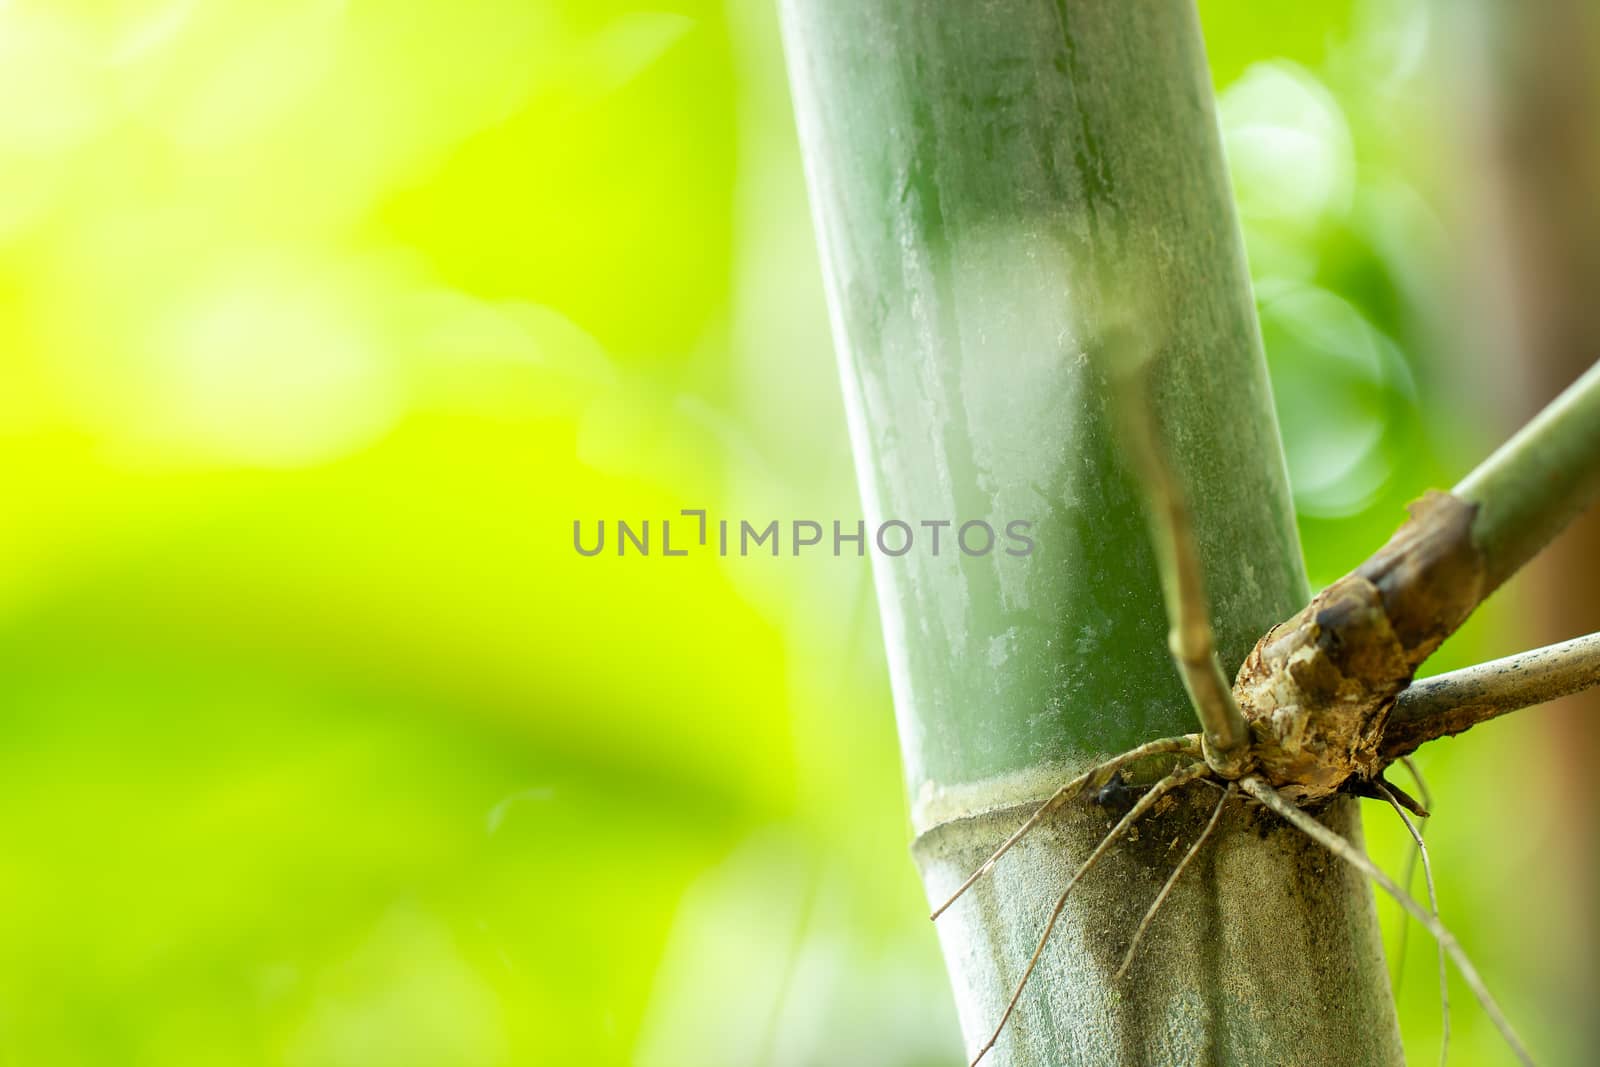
1456,0,1600,1050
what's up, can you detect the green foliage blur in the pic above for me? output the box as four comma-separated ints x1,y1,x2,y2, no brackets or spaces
0,1,1583,1064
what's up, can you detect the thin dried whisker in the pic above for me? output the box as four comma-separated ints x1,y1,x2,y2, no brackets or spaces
1114,781,1233,981
1240,777,1531,1067
930,734,1202,920
968,762,1209,1067
1401,755,1434,813
1394,834,1421,987
1374,780,1449,1067
1392,755,1433,989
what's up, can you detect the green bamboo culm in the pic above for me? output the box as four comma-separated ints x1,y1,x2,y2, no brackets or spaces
779,2,1405,1063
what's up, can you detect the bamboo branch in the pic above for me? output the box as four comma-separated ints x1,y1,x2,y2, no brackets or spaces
1235,360,1600,798
1113,362,1252,771
1382,632,1600,759
1351,356,1600,665
1455,359,1600,593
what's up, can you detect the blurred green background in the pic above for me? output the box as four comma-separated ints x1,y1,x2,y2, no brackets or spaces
0,1,1592,1064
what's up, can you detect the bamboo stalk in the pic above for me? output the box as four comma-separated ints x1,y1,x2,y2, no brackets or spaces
780,1,1402,1062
